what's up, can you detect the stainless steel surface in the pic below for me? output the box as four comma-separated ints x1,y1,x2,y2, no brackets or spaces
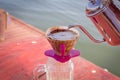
86,0,120,46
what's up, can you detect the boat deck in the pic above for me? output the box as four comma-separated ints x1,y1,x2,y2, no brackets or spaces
0,16,119,80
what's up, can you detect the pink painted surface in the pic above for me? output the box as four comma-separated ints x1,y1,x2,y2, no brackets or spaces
0,16,120,80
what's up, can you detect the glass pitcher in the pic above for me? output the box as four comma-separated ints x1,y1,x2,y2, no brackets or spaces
33,57,74,80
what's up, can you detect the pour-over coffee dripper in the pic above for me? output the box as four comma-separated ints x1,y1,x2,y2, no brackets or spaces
45,26,80,62
33,26,80,80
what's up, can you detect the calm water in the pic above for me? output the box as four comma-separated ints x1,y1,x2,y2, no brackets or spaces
0,0,120,77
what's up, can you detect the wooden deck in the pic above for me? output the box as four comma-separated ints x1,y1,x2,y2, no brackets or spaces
0,16,120,80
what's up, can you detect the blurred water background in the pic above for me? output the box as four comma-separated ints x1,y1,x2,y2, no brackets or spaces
0,0,120,77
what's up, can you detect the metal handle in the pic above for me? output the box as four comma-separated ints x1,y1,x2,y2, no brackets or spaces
68,25,105,43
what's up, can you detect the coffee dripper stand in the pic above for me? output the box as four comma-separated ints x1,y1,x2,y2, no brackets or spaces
33,43,80,80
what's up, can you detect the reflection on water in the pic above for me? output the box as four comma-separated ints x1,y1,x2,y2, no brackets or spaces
0,0,120,77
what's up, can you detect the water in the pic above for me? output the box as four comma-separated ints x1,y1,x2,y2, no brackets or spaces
0,0,120,77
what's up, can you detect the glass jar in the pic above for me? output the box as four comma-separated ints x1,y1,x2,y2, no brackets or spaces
33,57,74,80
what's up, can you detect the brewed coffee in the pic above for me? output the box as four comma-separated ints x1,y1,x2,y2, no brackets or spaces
48,29,77,40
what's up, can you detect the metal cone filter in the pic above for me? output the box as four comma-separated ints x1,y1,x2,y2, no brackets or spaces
46,26,79,56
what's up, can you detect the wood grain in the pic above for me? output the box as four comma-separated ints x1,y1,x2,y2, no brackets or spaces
0,16,119,80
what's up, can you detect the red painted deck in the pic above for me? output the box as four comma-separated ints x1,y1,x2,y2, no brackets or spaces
0,16,120,80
